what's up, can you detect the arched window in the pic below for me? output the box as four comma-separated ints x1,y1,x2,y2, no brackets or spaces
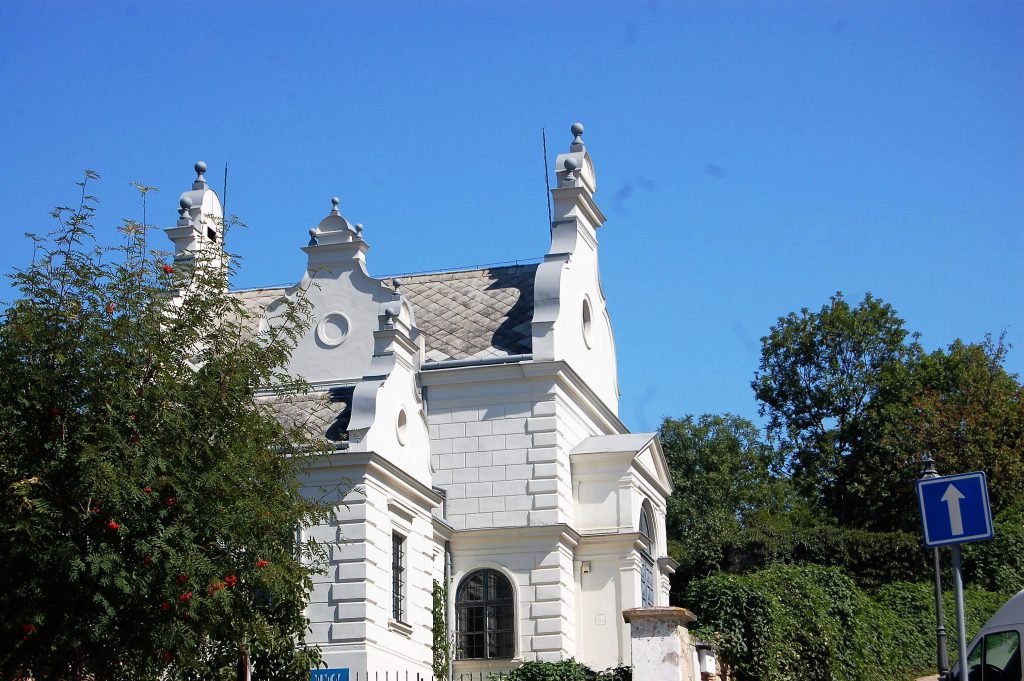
639,505,656,607
456,569,515,660
639,506,654,554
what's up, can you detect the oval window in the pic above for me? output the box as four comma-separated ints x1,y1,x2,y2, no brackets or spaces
582,298,593,348
396,408,408,445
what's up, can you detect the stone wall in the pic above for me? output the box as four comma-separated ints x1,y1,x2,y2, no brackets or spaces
428,394,564,531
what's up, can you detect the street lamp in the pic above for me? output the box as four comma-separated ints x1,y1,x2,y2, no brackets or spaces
922,453,950,681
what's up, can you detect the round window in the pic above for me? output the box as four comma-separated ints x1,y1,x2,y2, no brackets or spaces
316,312,350,348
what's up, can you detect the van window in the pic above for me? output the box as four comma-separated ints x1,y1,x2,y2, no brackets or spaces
959,629,1021,681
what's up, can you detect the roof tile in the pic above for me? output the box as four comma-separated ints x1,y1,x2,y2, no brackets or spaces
401,264,537,362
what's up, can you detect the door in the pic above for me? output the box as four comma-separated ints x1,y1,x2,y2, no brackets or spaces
958,628,1022,681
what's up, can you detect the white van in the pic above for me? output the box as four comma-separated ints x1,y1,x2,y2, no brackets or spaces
952,589,1023,681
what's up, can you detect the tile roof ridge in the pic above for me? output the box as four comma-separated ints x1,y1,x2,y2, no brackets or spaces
230,284,290,294
381,257,543,282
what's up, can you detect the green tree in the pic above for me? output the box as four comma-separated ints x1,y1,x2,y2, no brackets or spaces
752,290,1024,535
659,414,791,587
0,174,333,679
752,292,918,521
852,334,1024,531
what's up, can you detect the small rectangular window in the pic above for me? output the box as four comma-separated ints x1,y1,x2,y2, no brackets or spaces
392,533,406,622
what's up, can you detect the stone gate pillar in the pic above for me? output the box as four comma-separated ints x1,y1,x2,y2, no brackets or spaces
622,607,699,681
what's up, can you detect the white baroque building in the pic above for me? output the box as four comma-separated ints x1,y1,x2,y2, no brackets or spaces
166,124,675,677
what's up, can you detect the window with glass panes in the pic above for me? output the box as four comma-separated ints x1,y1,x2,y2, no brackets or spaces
392,533,406,622
639,507,656,607
961,629,1020,681
456,569,514,659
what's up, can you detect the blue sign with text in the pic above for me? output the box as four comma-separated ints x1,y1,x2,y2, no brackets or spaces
917,471,994,548
310,669,349,681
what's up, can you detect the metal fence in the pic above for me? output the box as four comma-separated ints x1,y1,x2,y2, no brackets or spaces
344,672,514,681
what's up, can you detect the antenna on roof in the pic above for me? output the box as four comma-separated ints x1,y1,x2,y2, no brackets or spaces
221,162,229,243
542,127,552,234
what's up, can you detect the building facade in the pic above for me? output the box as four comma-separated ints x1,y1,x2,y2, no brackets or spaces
166,123,676,677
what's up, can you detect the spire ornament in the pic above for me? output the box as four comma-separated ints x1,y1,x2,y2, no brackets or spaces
177,196,193,227
561,157,580,187
570,122,585,152
193,160,208,190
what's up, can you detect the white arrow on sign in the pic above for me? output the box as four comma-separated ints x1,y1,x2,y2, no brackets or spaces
942,484,966,536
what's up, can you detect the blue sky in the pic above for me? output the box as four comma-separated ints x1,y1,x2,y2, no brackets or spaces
2,1,1022,433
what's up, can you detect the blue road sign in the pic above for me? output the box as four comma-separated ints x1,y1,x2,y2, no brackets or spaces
917,471,994,547
310,669,349,681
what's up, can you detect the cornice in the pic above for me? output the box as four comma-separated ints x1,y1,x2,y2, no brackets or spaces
450,523,581,550
418,359,626,435
307,450,442,510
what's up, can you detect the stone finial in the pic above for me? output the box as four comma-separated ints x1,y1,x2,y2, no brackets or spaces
331,196,340,216
570,122,585,151
392,278,402,294
308,227,319,246
355,223,364,239
561,157,579,187
176,195,194,226
193,160,208,190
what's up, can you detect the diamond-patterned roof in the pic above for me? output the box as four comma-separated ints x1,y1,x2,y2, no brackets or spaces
233,287,286,319
400,264,537,362
256,387,352,443
230,263,537,367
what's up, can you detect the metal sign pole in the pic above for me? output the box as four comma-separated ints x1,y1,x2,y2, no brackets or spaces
932,547,950,679
950,544,969,679
922,455,950,679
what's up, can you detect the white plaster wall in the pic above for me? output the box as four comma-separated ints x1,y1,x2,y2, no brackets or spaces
426,378,565,532
532,183,619,414
547,246,619,415
426,375,614,533
281,264,397,385
570,440,675,671
575,546,630,670
429,367,648,673
301,461,442,676
354,362,431,486
450,530,578,676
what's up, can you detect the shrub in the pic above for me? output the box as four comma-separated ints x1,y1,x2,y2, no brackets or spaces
490,660,631,681
683,564,1007,681
962,506,1024,594
728,525,931,589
